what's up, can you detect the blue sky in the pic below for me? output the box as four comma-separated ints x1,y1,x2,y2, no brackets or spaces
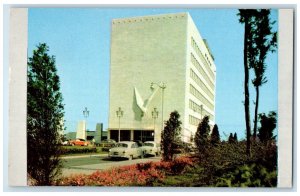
28,8,278,140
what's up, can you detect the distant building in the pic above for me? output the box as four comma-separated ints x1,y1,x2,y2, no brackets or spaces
108,12,216,143
76,120,86,140
66,122,107,142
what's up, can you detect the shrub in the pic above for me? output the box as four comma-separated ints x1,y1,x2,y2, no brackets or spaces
161,111,182,161
215,163,277,187
57,156,194,186
61,146,98,154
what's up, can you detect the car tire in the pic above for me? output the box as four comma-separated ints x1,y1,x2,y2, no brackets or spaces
140,152,144,159
129,155,133,161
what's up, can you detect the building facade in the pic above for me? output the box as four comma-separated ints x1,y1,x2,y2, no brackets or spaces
108,12,216,143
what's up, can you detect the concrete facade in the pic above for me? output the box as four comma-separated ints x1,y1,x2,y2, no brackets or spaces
76,120,86,140
108,12,216,143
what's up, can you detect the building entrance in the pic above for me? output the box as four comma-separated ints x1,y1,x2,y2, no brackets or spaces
133,130,154,142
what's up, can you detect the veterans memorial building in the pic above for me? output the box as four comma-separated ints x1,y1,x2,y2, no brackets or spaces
108,12,216,143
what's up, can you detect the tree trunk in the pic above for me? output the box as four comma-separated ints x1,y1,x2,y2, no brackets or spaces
244,16,252,157
253,85,259,139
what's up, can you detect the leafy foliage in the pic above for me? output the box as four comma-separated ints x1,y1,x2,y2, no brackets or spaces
233,132,238,142
228,133,234,143
27,43,64,185
211,124,220,146
194,116,210,157
161,111,182,161
258,111,277,142
251,10,277,138
216,163,277,187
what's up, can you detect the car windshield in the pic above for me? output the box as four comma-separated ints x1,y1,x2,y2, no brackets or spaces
116,143,128,148
144,143,154,147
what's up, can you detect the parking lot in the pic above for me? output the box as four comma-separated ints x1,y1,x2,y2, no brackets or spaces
61,154,161,177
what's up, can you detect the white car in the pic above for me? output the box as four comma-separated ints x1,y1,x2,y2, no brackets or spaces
143,141,161,156
108,141,143,160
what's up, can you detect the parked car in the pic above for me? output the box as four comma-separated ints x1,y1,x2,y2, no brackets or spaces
69,139,90,146
108,141,143,160
61,140,70,146
99,139,117,151
143,141,161,156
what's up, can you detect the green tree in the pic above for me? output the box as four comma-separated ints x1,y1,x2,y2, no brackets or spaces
27,43,64,185
228,133,234,144
211,124,220,146
195,116,210,158
258,111,277,142
238,9,257,157
233,132,238,142
251,10,277,139
161,111,182,161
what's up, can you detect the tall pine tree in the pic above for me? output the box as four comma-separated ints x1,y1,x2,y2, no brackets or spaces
251,10,277,138
161,111,182,161
238,9,255,157
27,43,64,185
211,124,220,146
195,116,210,159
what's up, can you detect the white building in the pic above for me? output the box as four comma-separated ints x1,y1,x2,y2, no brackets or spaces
108,12,216,143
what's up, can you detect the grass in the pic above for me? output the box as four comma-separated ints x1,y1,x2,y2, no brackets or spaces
153,166,201,187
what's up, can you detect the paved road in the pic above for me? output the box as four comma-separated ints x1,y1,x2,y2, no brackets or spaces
61,154,161,177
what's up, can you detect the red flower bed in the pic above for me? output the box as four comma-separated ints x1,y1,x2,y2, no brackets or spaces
58,156,194,186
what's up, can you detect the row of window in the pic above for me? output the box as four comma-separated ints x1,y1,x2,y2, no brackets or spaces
191,37,215,81
189,99,214,121
190,84,214,111
205,53,213,68
189,115,200,126
191,53,215,90
190,68,214,101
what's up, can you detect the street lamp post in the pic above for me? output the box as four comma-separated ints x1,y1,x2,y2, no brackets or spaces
83,107,89,140
116,107,123,142
150,82,166,132
152,107,159,133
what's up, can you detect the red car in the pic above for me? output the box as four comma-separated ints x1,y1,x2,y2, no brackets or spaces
70,139,90,146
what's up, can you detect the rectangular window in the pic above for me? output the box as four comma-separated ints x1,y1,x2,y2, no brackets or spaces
190,68,214,100
190,53,215,90
189,99,214,121
190,37,215,81
189,84,214,111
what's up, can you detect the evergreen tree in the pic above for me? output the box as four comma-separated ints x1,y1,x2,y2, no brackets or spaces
27,43,64,185
161,111,182,161
233,132,238,142
228,133,234,144
211,124,220,146
195,116,210,157
258,111,277,142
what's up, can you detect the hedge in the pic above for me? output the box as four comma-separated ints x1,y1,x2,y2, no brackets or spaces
61,147,98,154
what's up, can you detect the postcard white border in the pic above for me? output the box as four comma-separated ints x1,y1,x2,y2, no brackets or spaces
6,7,294,189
